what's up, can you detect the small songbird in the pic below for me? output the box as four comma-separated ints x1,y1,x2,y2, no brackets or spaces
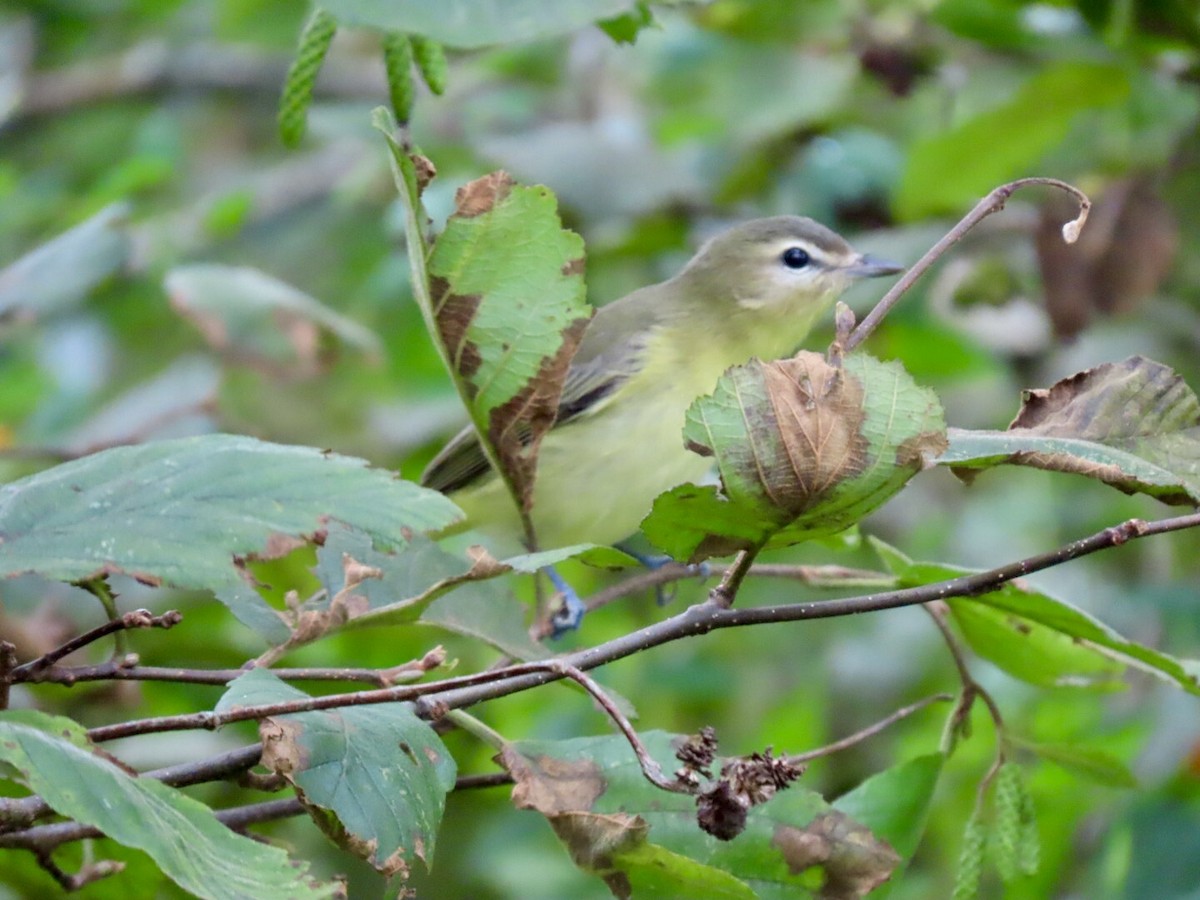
422,216,901,556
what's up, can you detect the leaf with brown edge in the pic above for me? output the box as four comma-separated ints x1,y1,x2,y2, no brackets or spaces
500,732,890,899
645,352,946,562
425,171,592,526
941,356,1200,505
218,669,456,877
773,811,900,900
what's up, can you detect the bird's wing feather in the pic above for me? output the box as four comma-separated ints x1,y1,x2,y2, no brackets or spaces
420,288,662,495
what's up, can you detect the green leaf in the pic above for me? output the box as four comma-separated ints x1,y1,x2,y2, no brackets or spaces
871,538,1200,695
895,61,1131,219
501,732,899,898
941,356,1200,505
426,171,591,519
319,0,638,48
218,670,456,875
834,753,943,863
0,203,131,319
643,353,946,562
1007,736,1138,788
948,598,1126,690
0,435,462,630
165,264,383,372
0,710,338,900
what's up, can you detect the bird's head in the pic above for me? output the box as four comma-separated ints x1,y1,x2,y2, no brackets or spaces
678,216,902,316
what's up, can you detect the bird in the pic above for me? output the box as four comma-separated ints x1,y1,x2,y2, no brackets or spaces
421,216,901,622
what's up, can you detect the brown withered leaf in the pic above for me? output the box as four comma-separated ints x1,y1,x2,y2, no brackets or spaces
501,744,607,815
764,356,870,512
944,356,1200,505
773,810,900,899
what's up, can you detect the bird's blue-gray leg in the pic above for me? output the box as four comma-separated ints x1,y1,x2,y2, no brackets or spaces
545,566,586,636
617,545,711,605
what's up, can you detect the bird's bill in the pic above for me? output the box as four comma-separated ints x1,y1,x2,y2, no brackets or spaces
842,253,904,278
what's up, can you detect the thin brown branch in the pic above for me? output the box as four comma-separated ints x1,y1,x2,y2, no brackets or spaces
10,610,182,680
454,771,513,791
217,798,306,834
560,561,890,635
28,646,447,688
32,849,123,892
787,693,954,765
844,177,1091,352
708,547,760,609
77,512,1200,744
536,660,686,793
923,602,1005,752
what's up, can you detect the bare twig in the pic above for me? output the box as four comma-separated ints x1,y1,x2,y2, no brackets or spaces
32,849,123,892
536,660,687,793
10,610,182,680
923,602,1004,752
708,547,760,609
550,561,892,637
787,693,954,765
76,512,1200,744
27,645,446,688
455,771,513,791
845,177,1092,352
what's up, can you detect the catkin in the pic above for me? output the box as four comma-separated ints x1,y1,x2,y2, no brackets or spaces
382,34,415,123
410,35,448,95
278,8,337,147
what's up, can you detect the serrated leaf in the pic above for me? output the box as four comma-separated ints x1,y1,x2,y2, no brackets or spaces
0,710,338,900
941,356,1200,505
871,539,1200,695
427,172,591,518
165,264,382,374
0,435,461,632
218,670,456,876
895,62,1130,219
644,353,946,562
0,203,131,319
1007,736,1138,787
320,0,637,48
501,732,898,898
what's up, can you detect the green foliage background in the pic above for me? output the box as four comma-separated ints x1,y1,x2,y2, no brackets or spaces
2,0,1200,897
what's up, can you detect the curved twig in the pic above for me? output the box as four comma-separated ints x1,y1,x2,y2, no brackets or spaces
844,177,1091,352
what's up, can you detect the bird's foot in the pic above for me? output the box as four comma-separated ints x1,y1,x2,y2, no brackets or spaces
618,547,711,605
545,566,586,637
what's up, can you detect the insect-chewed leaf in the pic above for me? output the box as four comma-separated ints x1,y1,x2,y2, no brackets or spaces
427,171,591,515
218,670,456,877
644,352,946,562
941,356,1200,504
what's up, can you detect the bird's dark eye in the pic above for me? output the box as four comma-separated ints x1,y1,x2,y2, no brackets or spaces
781,247,810,269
